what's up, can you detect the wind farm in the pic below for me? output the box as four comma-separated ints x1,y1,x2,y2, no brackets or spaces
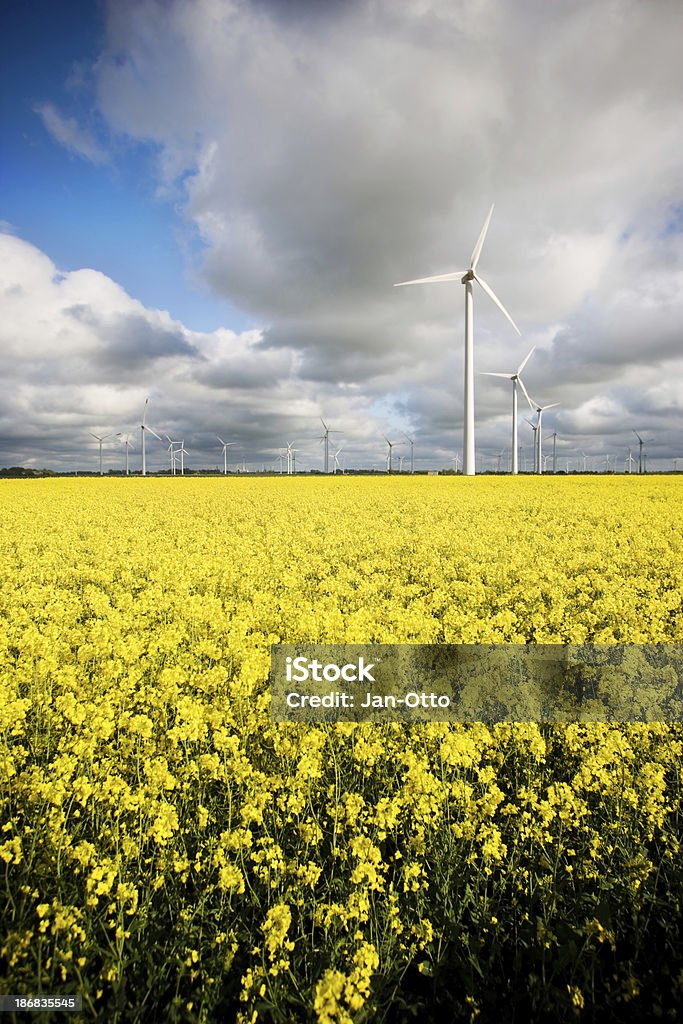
3,4,683,1023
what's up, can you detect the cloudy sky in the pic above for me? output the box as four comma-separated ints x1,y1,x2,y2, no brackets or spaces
2,0,682,473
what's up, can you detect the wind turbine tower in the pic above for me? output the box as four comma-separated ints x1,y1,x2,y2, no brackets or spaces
395,204,520,475
525,418,538,473
140,398,162,476
217,436,237,475
384,437,396,473
522,389,559,475
116,433,135,475
480,346,535,474
320,419,343,474
633,431,646,474
402,432,415,473
546,432,558,474
89,432,114,476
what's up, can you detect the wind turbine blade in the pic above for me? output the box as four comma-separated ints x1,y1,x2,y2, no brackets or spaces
217,436,225,445
517,377,535,411
541,403,560,411
479,371,512,378
516,345,536,375
394,272,465,287
472,272,521,334
470,204,494,271
633,430,643,442
142,397,149,427
320,418,328,431
89,433,99,440
148,427,163,442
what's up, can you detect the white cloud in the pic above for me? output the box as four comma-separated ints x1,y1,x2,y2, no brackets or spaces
7,0,683,468
34,102,108,164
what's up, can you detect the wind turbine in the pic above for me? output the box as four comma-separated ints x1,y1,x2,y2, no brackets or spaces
89,432,114,476
480,346,535,474
140,398,162,477
525,418,538,473
177,443,188,476
116,432,135,476
332,445,344,474
217,436,237,475
402,432,415,474
319,418,343,474
286,442,297,475
521,387,559,475
545,432,558,474
395,204,521,475
633,431,650,474
384,437,397,473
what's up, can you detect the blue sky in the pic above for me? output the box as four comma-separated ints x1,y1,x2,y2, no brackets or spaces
1,0,245,334
1,0,683,472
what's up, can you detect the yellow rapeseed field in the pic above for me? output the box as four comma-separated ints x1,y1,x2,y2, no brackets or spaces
1,477,682,1022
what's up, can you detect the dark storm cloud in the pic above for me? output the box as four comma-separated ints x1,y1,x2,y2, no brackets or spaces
5,0,683,467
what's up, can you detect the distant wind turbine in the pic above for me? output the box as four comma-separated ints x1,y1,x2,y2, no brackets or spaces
402,432,415,474
545,431,558,474
217,436,237,475
395,204,521,475
384,437,397,473
89,432,114,476
286,442,297,475
520,385,559,475
320,418,343,474
525,418,538,472
140,398,162,477
333,445,344,474
480,346,535,474
116,432,135,476
633,431,650,474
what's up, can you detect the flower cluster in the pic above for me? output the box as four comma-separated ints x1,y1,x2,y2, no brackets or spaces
0,477,682,1021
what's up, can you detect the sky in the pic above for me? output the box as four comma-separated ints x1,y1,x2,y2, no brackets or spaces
1,0,683,473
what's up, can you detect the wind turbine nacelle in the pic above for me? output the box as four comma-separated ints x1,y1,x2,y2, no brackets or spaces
461,270,475,284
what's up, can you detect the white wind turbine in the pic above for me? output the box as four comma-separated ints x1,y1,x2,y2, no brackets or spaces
480,346,535,474
89,432,114,476
177,443,188,476
217,436,237,475
140,398,162,476
320,418,343,474
332,445,344,474
402,432,415,473
384,437,397,473
525,417,538,473
286,442,298,475
521,387,559,476
632,430,651,474
395,204,521,475
165,435,183,476
116,432,135,476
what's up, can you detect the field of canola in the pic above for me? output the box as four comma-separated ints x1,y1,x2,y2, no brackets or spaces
1,476,682,1023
